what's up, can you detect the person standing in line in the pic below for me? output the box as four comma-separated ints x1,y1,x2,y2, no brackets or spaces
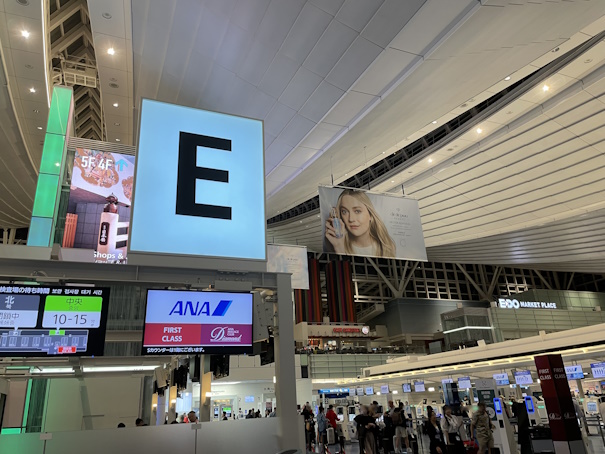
354,405,377,454
222,411,228,421
471,402,494,454
441,405,464,454
426,412,448,454
317,406,328,448
188,411,198,423
135,418,145,427
392,403,411,454
326,404,338,430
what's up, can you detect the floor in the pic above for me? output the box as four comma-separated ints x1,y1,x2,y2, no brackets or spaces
307,433,605,454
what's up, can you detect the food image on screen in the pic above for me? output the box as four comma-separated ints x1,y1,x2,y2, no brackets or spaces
142,290,253,355
0,285,109,357
62,148,135,264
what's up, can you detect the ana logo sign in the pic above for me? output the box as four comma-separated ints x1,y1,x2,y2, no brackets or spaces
168,300,232,317
498,298,557,310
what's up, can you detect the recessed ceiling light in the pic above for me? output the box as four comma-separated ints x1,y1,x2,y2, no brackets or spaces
476,128,483,134
102,12,112,19
25,64,33,69
504,76,511,81
114,122,120,126
37,126,42,130
21,30,30,38
391,180,395,183
542,85,549,92
115,138,121,142
109,82,119,89
552,47,559,53
107,48,115,55
112,102,119,107
432,120,437,124
382,151,385,154
33,109,39,113
428,158,433,163
29,87,36,93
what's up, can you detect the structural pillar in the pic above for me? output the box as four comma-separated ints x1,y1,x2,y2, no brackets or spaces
8,228,16,245
275,273,304,451
198,355,212,422
2,229,7,245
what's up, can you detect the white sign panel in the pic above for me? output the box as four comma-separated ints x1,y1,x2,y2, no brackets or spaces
318,186,426,260
514,370,534,385
497,298,556,310
266,244,309,289
458,377,472,389
130,99,265,265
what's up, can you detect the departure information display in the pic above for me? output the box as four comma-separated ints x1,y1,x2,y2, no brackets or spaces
142,290,253,355
591,362,605,379
0,285,109,356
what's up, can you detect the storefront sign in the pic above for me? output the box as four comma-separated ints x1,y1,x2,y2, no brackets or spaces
535,354,583,447
497,298,556,310
309,325,370,337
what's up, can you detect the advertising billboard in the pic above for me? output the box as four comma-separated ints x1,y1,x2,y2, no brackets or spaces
130,99,265,269
318,186,426,260
0,285,109,357
142,290,253,355
514,370,534,385
62,148,135,264
266,244,309,289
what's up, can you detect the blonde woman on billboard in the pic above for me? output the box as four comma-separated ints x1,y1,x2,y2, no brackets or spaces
325,189,396,257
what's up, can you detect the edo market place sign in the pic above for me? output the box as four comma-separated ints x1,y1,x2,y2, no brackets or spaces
498,298,557,310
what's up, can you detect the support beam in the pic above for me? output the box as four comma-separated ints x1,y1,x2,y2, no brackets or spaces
486,266,502,301
396,261,409,296
456,263,489,301
533,269,553,290
399,261,419,297
8,228,16,245
566,272,575,290
367,257,398,297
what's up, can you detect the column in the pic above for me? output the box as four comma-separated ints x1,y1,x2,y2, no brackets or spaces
198,355,212,422
275,273,304,451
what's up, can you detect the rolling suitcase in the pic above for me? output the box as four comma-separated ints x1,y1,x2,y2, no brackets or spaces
327,427,336,444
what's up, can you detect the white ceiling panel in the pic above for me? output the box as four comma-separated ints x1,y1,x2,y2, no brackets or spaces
352,47,419,96
302,19,357,78
323,90,377,126
258,53,300,99
280,2,332,65
237,41,278,86
278,114,316,148
299,81,344,123
280,146,320,168
361,0,426,49
336,0,383,33
325,36,382,91
279,66,323,111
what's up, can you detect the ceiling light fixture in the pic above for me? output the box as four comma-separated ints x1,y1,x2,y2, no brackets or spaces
542,85,549,92
391,180,395,183
102,12,112,19
25,64,33,69
33,109,39,113
428,158,433,163
29,87,36,93
21,30,30,38
37,126,42,130
504,76,511,81
107,48,115,55
112,102,119,107
432,120,437,124
114,122,120,126
476,128,482,134
115,138,121,142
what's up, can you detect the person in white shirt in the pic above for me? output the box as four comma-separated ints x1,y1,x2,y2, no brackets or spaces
441,405,464,454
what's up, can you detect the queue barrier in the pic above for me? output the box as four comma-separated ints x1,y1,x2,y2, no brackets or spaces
0,417,292,454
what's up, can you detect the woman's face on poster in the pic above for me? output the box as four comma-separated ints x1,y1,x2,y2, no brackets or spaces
339,195,371,237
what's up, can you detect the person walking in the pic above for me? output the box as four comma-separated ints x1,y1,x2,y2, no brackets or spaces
441,405,464,454
317,406,328,448
392,403,411,453
426,412,448,454
471,402,495,454
355,405,378,454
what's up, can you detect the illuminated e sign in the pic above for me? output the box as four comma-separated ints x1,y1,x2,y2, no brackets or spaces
129,100,265,266
498,298,557,310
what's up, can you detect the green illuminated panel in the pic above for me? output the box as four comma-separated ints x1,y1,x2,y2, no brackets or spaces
31,174,59,218
27,217,53,247
45,296,102,312
46,86,73,136
38,133,65,175
0,428,22,435
49,330,65,335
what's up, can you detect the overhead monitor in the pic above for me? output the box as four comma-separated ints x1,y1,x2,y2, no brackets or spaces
514,370,533,385
493,373,510,386
441,378,453,384
349,389,356,396
365,386,374,396
414,381,425,392
380,385,389,394
357,387,364,397
591,362,605,379
0,285,109,357
565,365,584,380
458,377,472,389
402,383,412,393
142,290,253,355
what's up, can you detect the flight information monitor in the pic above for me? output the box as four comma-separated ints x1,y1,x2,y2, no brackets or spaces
142,289,253,355
0,285,109,357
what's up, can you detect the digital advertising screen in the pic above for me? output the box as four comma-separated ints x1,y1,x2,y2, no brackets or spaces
458,377,472,389
130,99,265,265
62,148,135,264
493,373,510,386
565,365,584,379
0,285,109,357
514,370,534,385
591,362,605,379
142,290,253,355
403,383,412,393
414,381,425,392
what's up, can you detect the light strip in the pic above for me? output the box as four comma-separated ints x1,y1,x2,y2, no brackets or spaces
41,0,50,107
30,367,74,374
443,326,493,334
81,365,158,373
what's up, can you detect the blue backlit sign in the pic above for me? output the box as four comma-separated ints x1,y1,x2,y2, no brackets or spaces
130,99,265,263
525,396,535,414
565,365,584,379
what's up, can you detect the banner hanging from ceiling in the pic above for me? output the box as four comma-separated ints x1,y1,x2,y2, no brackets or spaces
318,186,426,261
267,244,309,290
61,148,134,264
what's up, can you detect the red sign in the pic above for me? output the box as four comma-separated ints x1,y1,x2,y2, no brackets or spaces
332,327,361,333
58,346,76,354
534,355,582,444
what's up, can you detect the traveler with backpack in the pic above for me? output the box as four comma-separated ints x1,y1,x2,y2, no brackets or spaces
393,402,411,454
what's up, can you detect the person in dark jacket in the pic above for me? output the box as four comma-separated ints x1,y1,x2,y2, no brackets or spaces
355,405,378,454
426,412,448,454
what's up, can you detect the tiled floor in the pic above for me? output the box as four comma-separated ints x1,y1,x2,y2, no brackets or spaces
308,434,605,454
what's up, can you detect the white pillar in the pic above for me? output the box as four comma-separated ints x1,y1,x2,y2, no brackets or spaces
2,229,8,245
8,228,16,245
275,273,304,451
156,394,166,426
